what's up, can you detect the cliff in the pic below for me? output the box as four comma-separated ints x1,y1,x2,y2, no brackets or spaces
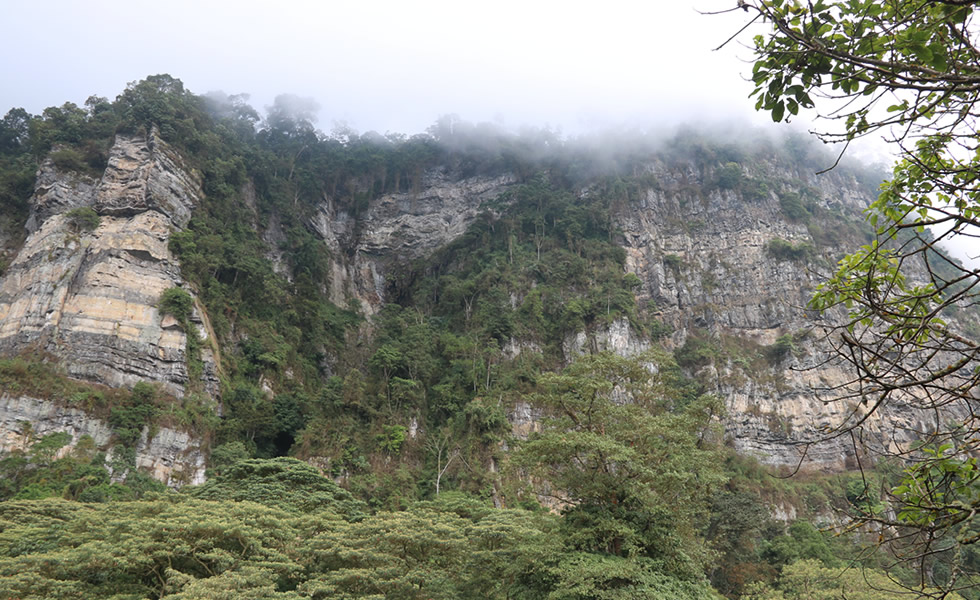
0,122,904,483
0,131,217,397
310,170,518,312
0,393,206,486
0,130,217,484
610,158,913,469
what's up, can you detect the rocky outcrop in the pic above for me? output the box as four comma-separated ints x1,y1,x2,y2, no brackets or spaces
304,156,892,470
0,394,206,486
608,158,900,470
0,130,217,398
0,131,915,478
310,170,517,313
25,157,98,233
95,133,200,228
563,317,650,358
0,131,218,486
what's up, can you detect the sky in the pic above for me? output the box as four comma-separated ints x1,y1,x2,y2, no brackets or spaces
1,1,771,136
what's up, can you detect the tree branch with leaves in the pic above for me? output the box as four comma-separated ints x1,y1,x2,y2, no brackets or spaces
720,1,980,596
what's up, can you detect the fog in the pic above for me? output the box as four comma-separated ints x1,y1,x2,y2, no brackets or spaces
1,1,771,136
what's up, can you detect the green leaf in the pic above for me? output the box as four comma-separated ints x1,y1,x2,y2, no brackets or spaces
772,101,786,122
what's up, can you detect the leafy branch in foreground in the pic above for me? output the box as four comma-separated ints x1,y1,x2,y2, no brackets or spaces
727,1,980,596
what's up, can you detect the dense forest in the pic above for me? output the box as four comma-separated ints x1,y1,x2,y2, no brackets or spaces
0,75,962,599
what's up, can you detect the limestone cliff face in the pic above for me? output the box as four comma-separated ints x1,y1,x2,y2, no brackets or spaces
0,394,205,486
0,132,907,478
0,131,217,485
310,170,517,313
610,158,894,469
0,131,217,397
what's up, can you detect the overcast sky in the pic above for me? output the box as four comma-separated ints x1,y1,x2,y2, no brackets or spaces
1,1,771,136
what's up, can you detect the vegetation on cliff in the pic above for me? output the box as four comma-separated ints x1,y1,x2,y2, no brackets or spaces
0,75,917,598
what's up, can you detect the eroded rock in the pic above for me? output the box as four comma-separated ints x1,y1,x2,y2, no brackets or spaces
0,131,216,398
0,394,205,487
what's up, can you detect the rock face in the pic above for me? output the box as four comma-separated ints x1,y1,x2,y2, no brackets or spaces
0,130,216,397
25,157,98,233
0,394,206,486
95,133,200,228
310,170,517,313
610,158,895,470
563,317,650,358
0,131,216,486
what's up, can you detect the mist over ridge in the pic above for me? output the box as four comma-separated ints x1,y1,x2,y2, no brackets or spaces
194,81,887,182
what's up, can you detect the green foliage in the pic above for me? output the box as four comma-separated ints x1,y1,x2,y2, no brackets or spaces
0,497,307,600
890,445,979,534
716,162,743,190
375,424,407,455
760,521,841,570
49,146,85,171
540,553,719,600
0,432,160,502
159,286,194,321
0,490,722,600
396,174,637,357
664,253,684,274
0,357,90,400
0,359,189,448
742,4,980,590
764,333,798,364
205,441,250,478
765,238,813,262
675,335,723,369
512,352,725,578
777,191,809,222
187,457,368,519
156,285,207,386
109,381,160,447
743,559,960,600
26,432,72,464
705,490,777,597
63,206,100,232
0,76,915,600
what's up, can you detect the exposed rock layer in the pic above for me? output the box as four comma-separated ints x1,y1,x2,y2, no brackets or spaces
310,170,517,313
307,158,895,470
0,131,215,397
0,132,215,486
0,137,919,478
0,394,206,486
612,159,901,470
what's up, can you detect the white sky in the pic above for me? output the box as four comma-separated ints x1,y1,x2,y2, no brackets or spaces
1,1,771,136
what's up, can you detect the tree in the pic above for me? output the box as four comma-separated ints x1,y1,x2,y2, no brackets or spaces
511,351,724,581
0,497,308,600
300,508,470,599
159,286,194,321
63,206,100,232
187,457,367,519
725,1,980,597
742,559,963,600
